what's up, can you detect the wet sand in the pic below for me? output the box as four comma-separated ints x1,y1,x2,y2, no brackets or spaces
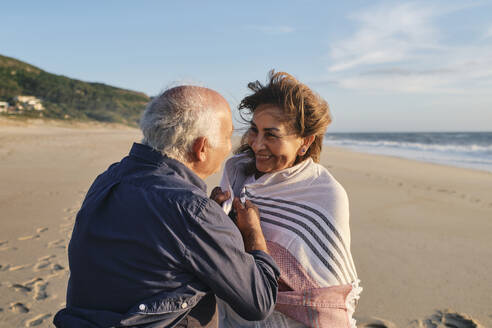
0,119,490,327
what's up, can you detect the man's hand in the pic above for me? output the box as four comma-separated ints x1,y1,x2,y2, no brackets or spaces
210,187,230,206
233,197,268,253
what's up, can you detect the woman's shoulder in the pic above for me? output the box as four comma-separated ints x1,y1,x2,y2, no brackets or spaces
225,153,251,166
223,153,253,176
307,161,348,199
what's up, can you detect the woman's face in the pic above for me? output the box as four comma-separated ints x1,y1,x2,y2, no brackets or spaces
247,104,305,174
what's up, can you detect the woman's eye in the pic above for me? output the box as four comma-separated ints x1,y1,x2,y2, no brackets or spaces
265,133,278,139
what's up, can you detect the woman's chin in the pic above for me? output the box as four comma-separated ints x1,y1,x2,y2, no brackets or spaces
255,161,271,174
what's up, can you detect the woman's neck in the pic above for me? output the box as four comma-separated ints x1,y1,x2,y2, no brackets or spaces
254,170,264,180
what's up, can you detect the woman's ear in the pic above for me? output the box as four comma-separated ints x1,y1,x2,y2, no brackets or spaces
297,135,316,156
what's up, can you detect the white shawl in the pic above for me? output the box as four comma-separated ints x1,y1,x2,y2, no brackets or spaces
218,154,361,328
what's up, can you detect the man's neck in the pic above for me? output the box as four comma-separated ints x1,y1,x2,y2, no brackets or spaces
177,159,208,181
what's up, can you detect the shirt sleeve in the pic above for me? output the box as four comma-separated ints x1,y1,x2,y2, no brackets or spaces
183,198,280,321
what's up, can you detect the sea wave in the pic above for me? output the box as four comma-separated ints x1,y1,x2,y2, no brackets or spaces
324,139,492,154
323,132,492,172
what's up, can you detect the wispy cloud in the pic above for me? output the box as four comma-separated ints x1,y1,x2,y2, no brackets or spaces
245,25,295,35
325,2,492,94
328,2,439,72
485,25,492,39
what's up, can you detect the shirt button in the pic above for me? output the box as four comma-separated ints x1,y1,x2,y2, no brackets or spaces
139,304,146,311
181,302,188,309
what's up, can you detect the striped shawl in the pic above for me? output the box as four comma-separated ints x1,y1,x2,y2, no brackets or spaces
217,154,361,328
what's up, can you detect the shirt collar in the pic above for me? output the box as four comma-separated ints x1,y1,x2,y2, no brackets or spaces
129,143,207,192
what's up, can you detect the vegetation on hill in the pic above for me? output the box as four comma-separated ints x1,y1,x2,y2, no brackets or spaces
0,54,150,125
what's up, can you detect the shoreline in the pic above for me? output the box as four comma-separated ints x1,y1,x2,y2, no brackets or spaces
325,144,492,174
323,131,492,174
0,116,137,130
324,144,492,175
0,122,490,327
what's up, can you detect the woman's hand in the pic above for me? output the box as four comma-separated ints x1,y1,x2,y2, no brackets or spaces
210,187,231,206
233,197,268,253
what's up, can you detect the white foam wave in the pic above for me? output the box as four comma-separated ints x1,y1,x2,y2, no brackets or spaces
323,137,492,172
324,139,492,154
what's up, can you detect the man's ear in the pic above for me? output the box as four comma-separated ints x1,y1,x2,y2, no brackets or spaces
191,137,208,162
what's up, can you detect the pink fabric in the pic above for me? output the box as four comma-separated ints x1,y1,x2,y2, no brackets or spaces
268,242,353,328
267,242,320,291
276,286,352,328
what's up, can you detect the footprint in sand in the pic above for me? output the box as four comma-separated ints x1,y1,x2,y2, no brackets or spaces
11,277,43,293
0,245,17,251
11,283,32,292
51,263,65,271
64,207,78,215
9,264,26,271
47,239,66,249
0,264,11,271
33,281,49,300
18,235,40,241
25,314,52,327
33,255,64,272
34,261,51,271
411,310,483,328
34,255,55,271
0,240,8,246
9,302,29,313
36,227,48,234
38,255,56,261
356,317,396,328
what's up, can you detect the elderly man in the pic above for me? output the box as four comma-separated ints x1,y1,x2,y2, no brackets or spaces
54,86,279,328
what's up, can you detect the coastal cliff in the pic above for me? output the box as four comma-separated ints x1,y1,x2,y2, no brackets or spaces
0,54,150,125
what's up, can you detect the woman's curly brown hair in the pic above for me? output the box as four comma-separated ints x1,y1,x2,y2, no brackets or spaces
236,70,331,166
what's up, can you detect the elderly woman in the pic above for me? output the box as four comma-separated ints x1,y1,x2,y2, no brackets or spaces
215,71,361,328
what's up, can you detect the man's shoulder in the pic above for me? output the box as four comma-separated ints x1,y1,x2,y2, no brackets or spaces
125,169,209,210
93,159,208,208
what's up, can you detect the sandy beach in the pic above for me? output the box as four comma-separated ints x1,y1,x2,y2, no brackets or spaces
0,120,490,328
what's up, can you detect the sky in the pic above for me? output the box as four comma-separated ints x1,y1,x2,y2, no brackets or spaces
1,0,492,132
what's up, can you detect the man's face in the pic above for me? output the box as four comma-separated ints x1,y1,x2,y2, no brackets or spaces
204,103,233,177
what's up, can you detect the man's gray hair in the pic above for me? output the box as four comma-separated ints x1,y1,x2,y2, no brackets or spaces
140,87,221,162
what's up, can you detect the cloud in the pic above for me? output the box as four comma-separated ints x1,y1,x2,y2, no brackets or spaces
245,25,295,35
359,67,454,76
336,46,492,94
328,2,440,72
485,25,492,39
325,2,492,94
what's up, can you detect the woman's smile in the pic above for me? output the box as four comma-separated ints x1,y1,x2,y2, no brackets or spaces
255,153,272,160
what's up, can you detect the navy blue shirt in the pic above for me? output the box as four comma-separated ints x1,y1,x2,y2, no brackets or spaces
54,143,279,328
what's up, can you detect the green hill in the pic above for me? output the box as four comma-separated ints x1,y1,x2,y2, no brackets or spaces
0,54,150,125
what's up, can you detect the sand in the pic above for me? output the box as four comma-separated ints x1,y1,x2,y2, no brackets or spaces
0,119,490,328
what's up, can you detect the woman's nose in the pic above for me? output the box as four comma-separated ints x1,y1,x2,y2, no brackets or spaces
250,134,265,151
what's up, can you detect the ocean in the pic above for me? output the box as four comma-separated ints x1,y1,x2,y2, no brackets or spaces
324,132,492,173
